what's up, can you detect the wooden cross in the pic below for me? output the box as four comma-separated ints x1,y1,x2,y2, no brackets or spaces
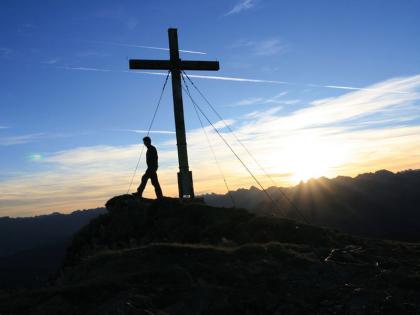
129,28,220,198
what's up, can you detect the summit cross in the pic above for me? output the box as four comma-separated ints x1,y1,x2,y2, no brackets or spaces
129,28,220,198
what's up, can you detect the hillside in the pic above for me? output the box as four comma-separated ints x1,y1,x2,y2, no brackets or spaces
0,195,419,314
0,208,105,289
204,169,420,241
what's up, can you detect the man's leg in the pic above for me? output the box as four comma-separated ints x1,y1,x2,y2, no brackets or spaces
150,172,163,198
137,172,150,197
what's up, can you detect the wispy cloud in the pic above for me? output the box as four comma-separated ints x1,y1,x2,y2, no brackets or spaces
216,74,420,185
244,106,284,119
0,48,13,58
41,144,140,166
232,97,265,106
231,38,288,56
41,58,59,65
2,74,420,216
17,23,36,34
226,0,257,16
76,50,111,58
230,92,300,107
93,8,139,31
0,133,45,146
254,39,286,56
0,131,89,146
125,17,138,30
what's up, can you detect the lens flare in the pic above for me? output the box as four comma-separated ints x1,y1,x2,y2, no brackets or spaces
29,154,44,161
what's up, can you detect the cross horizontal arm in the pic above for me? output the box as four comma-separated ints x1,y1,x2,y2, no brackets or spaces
129,59,171,70
179,61,219,71
129,59,219,71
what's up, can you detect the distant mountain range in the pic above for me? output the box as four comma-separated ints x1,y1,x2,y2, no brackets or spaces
1,169,419,290
204,169,420,242
0,208,105,288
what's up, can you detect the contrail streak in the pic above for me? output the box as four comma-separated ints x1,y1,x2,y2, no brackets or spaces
131,71,289,84
60,66,410,94
183,74,289,84
138,71,409,94
61,66,114,72
308,84,409,94
114,129,175,134
88,40,207,55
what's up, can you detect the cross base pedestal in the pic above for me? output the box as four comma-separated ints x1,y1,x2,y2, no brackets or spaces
177,171,195,198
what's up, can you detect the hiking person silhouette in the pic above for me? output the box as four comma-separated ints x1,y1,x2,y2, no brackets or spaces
137,136,163,199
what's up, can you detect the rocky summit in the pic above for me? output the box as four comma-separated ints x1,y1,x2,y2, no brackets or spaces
1,194,420,314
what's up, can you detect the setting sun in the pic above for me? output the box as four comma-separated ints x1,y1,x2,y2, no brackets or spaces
284,135,351,183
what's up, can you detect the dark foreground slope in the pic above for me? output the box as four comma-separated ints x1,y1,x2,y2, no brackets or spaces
1,195,420,315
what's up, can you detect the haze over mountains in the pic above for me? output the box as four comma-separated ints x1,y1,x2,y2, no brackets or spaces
0,169,419,291
205,169,420,242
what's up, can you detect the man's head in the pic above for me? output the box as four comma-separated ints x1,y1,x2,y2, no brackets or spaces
143,136,152,146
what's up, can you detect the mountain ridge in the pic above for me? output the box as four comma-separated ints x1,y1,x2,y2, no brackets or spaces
204,169,420,241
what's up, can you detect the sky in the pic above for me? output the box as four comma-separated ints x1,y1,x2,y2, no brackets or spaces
1,0,420,217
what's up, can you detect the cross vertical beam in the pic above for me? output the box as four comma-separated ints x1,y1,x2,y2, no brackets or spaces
129,28,220,199
168,29,194,198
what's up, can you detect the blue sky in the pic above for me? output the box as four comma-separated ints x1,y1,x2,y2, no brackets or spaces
1,0,420,216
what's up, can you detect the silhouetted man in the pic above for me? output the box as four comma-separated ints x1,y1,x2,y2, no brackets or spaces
137,136,163,199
